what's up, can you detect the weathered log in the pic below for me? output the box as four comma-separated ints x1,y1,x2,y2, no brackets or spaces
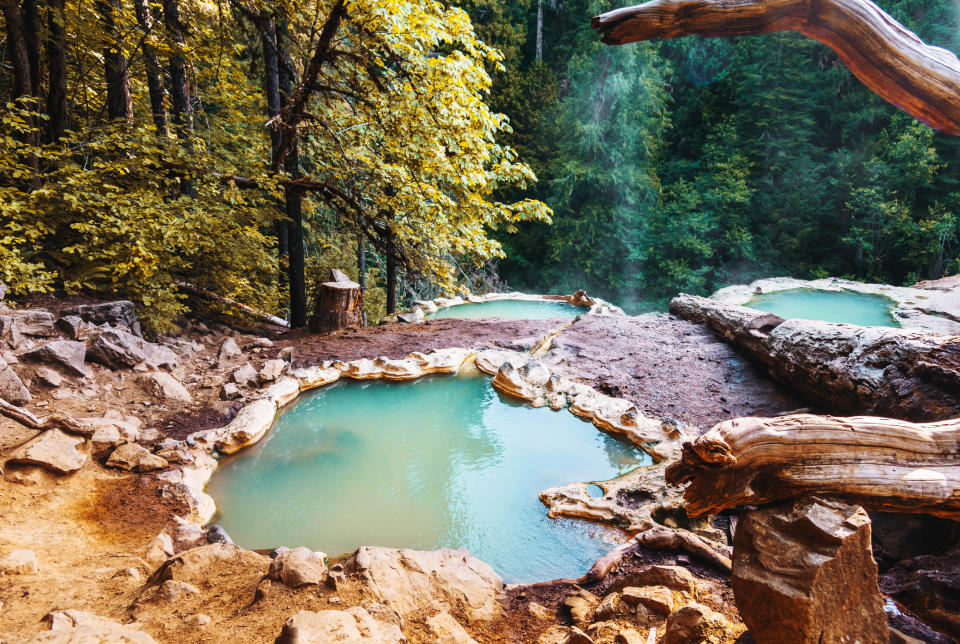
175,280,290,328
0,397,96,436
669,293,960,421
309,270,363,333
592,0,960,136
665,413,960,519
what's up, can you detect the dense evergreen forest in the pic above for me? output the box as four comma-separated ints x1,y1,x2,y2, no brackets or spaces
466,0,960,312
1,0,959,325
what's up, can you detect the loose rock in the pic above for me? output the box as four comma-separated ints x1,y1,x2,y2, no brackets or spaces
276,607,405,643
88,328,146,369
138,372,191,402
107,443,168,472
62,301,140,334
23,340,87,376
661,603,742,644
34,366,63,387
426,611,477,643
732,496,887,644
269,546,327,587
233,363,258,387
0,549,38,575
0,364,31,404
258,358,286,383
6,429,86,474
29,609,157,644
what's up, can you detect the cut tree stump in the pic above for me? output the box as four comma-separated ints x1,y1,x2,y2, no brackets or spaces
309,269,363,333
665,413,960,519
592,0,960,136
669,293,960,421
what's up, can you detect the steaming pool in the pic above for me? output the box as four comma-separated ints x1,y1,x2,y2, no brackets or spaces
746,288,901,327
425,298,587,320
207,369,650,583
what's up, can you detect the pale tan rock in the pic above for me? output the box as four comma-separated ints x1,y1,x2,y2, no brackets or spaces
276,607,406,643
346,546,503,624
155,543,269,587
528,602,553,620
426,611,477,644
0,365,31,404
620,586,674,615
0,549,38,575
562,626,596,644
145,533,174,568
215,398,276,454
610,565,697,596
232,362,258,386
147,579,200,603
185,613,211,626
538,625,571,644
661,603,743,644
107,443,168,473
292,365,340,390
26,609,157,644
138,372,190,402
269,547,327,587
6,429,85,474
562,590,599,625
258,358,286,383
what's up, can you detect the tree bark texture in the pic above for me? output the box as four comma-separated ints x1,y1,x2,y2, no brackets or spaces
46,0,68,140
592,0,960,136
309,271,363,332
669,294,960,421
163,0,195,195
132,0,168,134
665,413,960,519
98,0,133,120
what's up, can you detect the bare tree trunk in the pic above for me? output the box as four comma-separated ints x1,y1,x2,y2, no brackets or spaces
22,0,40,96
45,0,67,140
132,0,168,134
2,0,40,181
357,235,367,326
163,0,195,195
386,235,397,315
98,0,133,120
535,0,543,61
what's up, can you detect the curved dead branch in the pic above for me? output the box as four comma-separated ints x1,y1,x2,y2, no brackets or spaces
665,413,960,518
593,0,960,135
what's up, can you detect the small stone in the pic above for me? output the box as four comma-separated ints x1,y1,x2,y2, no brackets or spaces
253,337,273,348
258,359,286,383
185,613,212,626
527,602,552,620
35,366,63,387
278,346,294,362
426,611,477,643
155,447,193,464
206,524,233,545
661,603,741,644
106,443,168,472
269,546,327,587
150,579,200,603
562,590,599,625
145,533,174,568
0,549,38,575
233,363,257,386
325,569,345,591
201,374,224,388
114,567,141,582
218,337,242,366
621,586,674,615
220,382,241,400
563,626,596,644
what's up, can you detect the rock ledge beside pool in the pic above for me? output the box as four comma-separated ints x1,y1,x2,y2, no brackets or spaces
711,276,960,333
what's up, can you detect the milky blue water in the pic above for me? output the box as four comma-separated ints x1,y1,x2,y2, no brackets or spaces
207,371,650,583
426,299,587,320
746,288,900,327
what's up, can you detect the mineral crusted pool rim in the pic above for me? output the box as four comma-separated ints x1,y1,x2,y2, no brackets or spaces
205,366,654,583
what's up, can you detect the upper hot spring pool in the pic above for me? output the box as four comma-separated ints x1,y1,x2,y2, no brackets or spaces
207,370,650,583
426,298,587,320
746,288,900,327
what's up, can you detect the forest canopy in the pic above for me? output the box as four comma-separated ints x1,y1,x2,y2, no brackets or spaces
2,0,958,325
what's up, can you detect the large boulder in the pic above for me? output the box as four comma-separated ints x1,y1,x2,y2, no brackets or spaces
731,496,888,644
0,310,56,337
6,429,86,474
87,328,146,369
152,542,269,588
345,547,504,624
62,301,140,336
22,340,87,376
661,603,742,644
276,607,405,643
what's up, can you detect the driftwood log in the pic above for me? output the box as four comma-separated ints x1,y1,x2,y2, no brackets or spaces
670,293,960,421
175,280,290,328
309,269,363,333
665,413,960,519
592,0,960,136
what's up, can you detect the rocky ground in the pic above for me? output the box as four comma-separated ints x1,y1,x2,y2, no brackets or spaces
0,297,955,643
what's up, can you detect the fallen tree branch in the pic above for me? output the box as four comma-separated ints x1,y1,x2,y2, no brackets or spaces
175,281,290,328
0,397,95,436
665,413,960,519
592,0,960,136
